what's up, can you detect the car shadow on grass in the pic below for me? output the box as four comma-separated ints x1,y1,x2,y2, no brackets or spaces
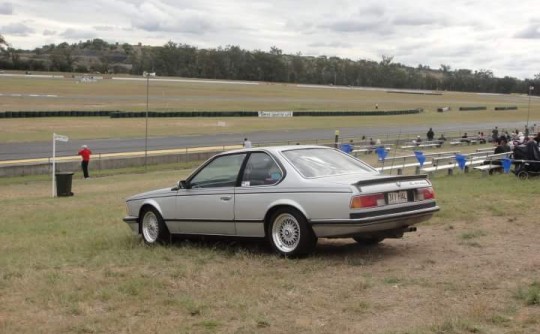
164,235,408,262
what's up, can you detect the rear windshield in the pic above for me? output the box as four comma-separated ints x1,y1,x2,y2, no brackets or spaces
281,148,376,178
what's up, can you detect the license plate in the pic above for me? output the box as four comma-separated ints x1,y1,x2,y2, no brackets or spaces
388,191,408,204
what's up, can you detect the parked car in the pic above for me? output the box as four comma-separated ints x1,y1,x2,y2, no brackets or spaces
123,145,439,256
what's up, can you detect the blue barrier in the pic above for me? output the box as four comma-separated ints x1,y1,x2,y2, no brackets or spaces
414,151,426,167
340,143,353,154
375,146,388,161
502,158,512,174
455,154,467,171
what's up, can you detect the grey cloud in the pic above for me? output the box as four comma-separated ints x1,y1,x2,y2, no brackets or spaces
359,4,385,17
2,22,34,35
320,19,394,35
392,15,439,26
60,28,97,39
132,15,215,34
323,20,372,32
43,29,56,36
427,45,482,58
515,24,540,39
128,1,216,34
94,25,115,31
0,2,13,15
308,41,352,48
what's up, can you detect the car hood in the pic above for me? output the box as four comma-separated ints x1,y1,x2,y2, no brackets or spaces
126,187,173,201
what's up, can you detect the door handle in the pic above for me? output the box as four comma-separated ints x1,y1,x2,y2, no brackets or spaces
220,196,232,201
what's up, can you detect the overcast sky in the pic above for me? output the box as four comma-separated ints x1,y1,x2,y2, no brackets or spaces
1,0,539,79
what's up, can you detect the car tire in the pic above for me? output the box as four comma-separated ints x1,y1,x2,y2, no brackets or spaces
267,208,317,257
352,236,384,245
517,171,528,180
140,207,170,245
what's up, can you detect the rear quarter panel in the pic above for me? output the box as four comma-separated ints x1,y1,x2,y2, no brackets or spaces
234,186,352,221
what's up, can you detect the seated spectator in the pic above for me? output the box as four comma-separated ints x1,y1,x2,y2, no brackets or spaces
494,139,511,154
534,132,540,144
517,132,525,144
461,133,470,143
478,132,486,144
414,135,422,146
438,134,447,141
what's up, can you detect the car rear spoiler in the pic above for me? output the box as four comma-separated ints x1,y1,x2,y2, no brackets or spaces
354,174,429,191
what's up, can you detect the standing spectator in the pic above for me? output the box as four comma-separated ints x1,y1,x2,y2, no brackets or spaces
78,145,92,179
491,126,499,143
243,138,252,148
368,138,376,153
426,128,434,141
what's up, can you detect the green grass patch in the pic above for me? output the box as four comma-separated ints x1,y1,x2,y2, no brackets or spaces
460,230,487,240
515,281,540,306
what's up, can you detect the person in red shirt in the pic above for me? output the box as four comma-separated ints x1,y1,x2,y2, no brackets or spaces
78,145,92,178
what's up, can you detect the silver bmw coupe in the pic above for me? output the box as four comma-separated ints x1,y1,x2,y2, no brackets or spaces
124,145,439,256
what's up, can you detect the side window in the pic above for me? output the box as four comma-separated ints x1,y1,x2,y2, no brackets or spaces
190,154,246,188
241,152,283,187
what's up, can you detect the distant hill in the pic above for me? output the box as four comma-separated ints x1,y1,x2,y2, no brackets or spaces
0,38,536,95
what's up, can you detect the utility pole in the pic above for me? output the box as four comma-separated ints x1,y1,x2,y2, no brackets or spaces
526,85,534,136
144,71,150,171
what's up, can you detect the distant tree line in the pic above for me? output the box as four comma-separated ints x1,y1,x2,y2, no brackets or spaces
0,36,538,95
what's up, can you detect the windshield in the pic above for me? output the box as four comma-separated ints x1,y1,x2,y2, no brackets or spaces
282,148,376,178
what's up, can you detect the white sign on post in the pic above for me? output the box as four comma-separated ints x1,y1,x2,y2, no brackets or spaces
52,133,69,197
54,134,69,142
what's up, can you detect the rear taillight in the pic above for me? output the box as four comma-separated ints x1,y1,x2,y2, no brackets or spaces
350,193,385,209
416,187,435,201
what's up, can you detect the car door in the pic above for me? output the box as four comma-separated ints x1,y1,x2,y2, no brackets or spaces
234,152,284,237
173,153,246,235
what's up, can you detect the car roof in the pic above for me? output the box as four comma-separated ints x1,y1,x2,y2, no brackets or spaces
222,145,332,155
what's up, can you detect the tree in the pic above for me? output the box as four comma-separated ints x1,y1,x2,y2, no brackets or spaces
0,34,8,52
440,64,451,73
0,36,534,94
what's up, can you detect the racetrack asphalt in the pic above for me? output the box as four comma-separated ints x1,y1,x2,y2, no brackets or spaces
0,121,528,162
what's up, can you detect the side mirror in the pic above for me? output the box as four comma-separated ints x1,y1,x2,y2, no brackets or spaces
172,180,188,191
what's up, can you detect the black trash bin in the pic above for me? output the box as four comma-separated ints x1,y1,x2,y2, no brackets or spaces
55,172,74,196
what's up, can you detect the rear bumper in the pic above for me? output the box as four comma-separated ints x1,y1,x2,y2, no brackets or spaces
310,205,439,238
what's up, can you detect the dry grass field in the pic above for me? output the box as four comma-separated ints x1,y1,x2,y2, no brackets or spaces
0,73,538,143
0,167,539,334
1,73,539,333
0,74,532,113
